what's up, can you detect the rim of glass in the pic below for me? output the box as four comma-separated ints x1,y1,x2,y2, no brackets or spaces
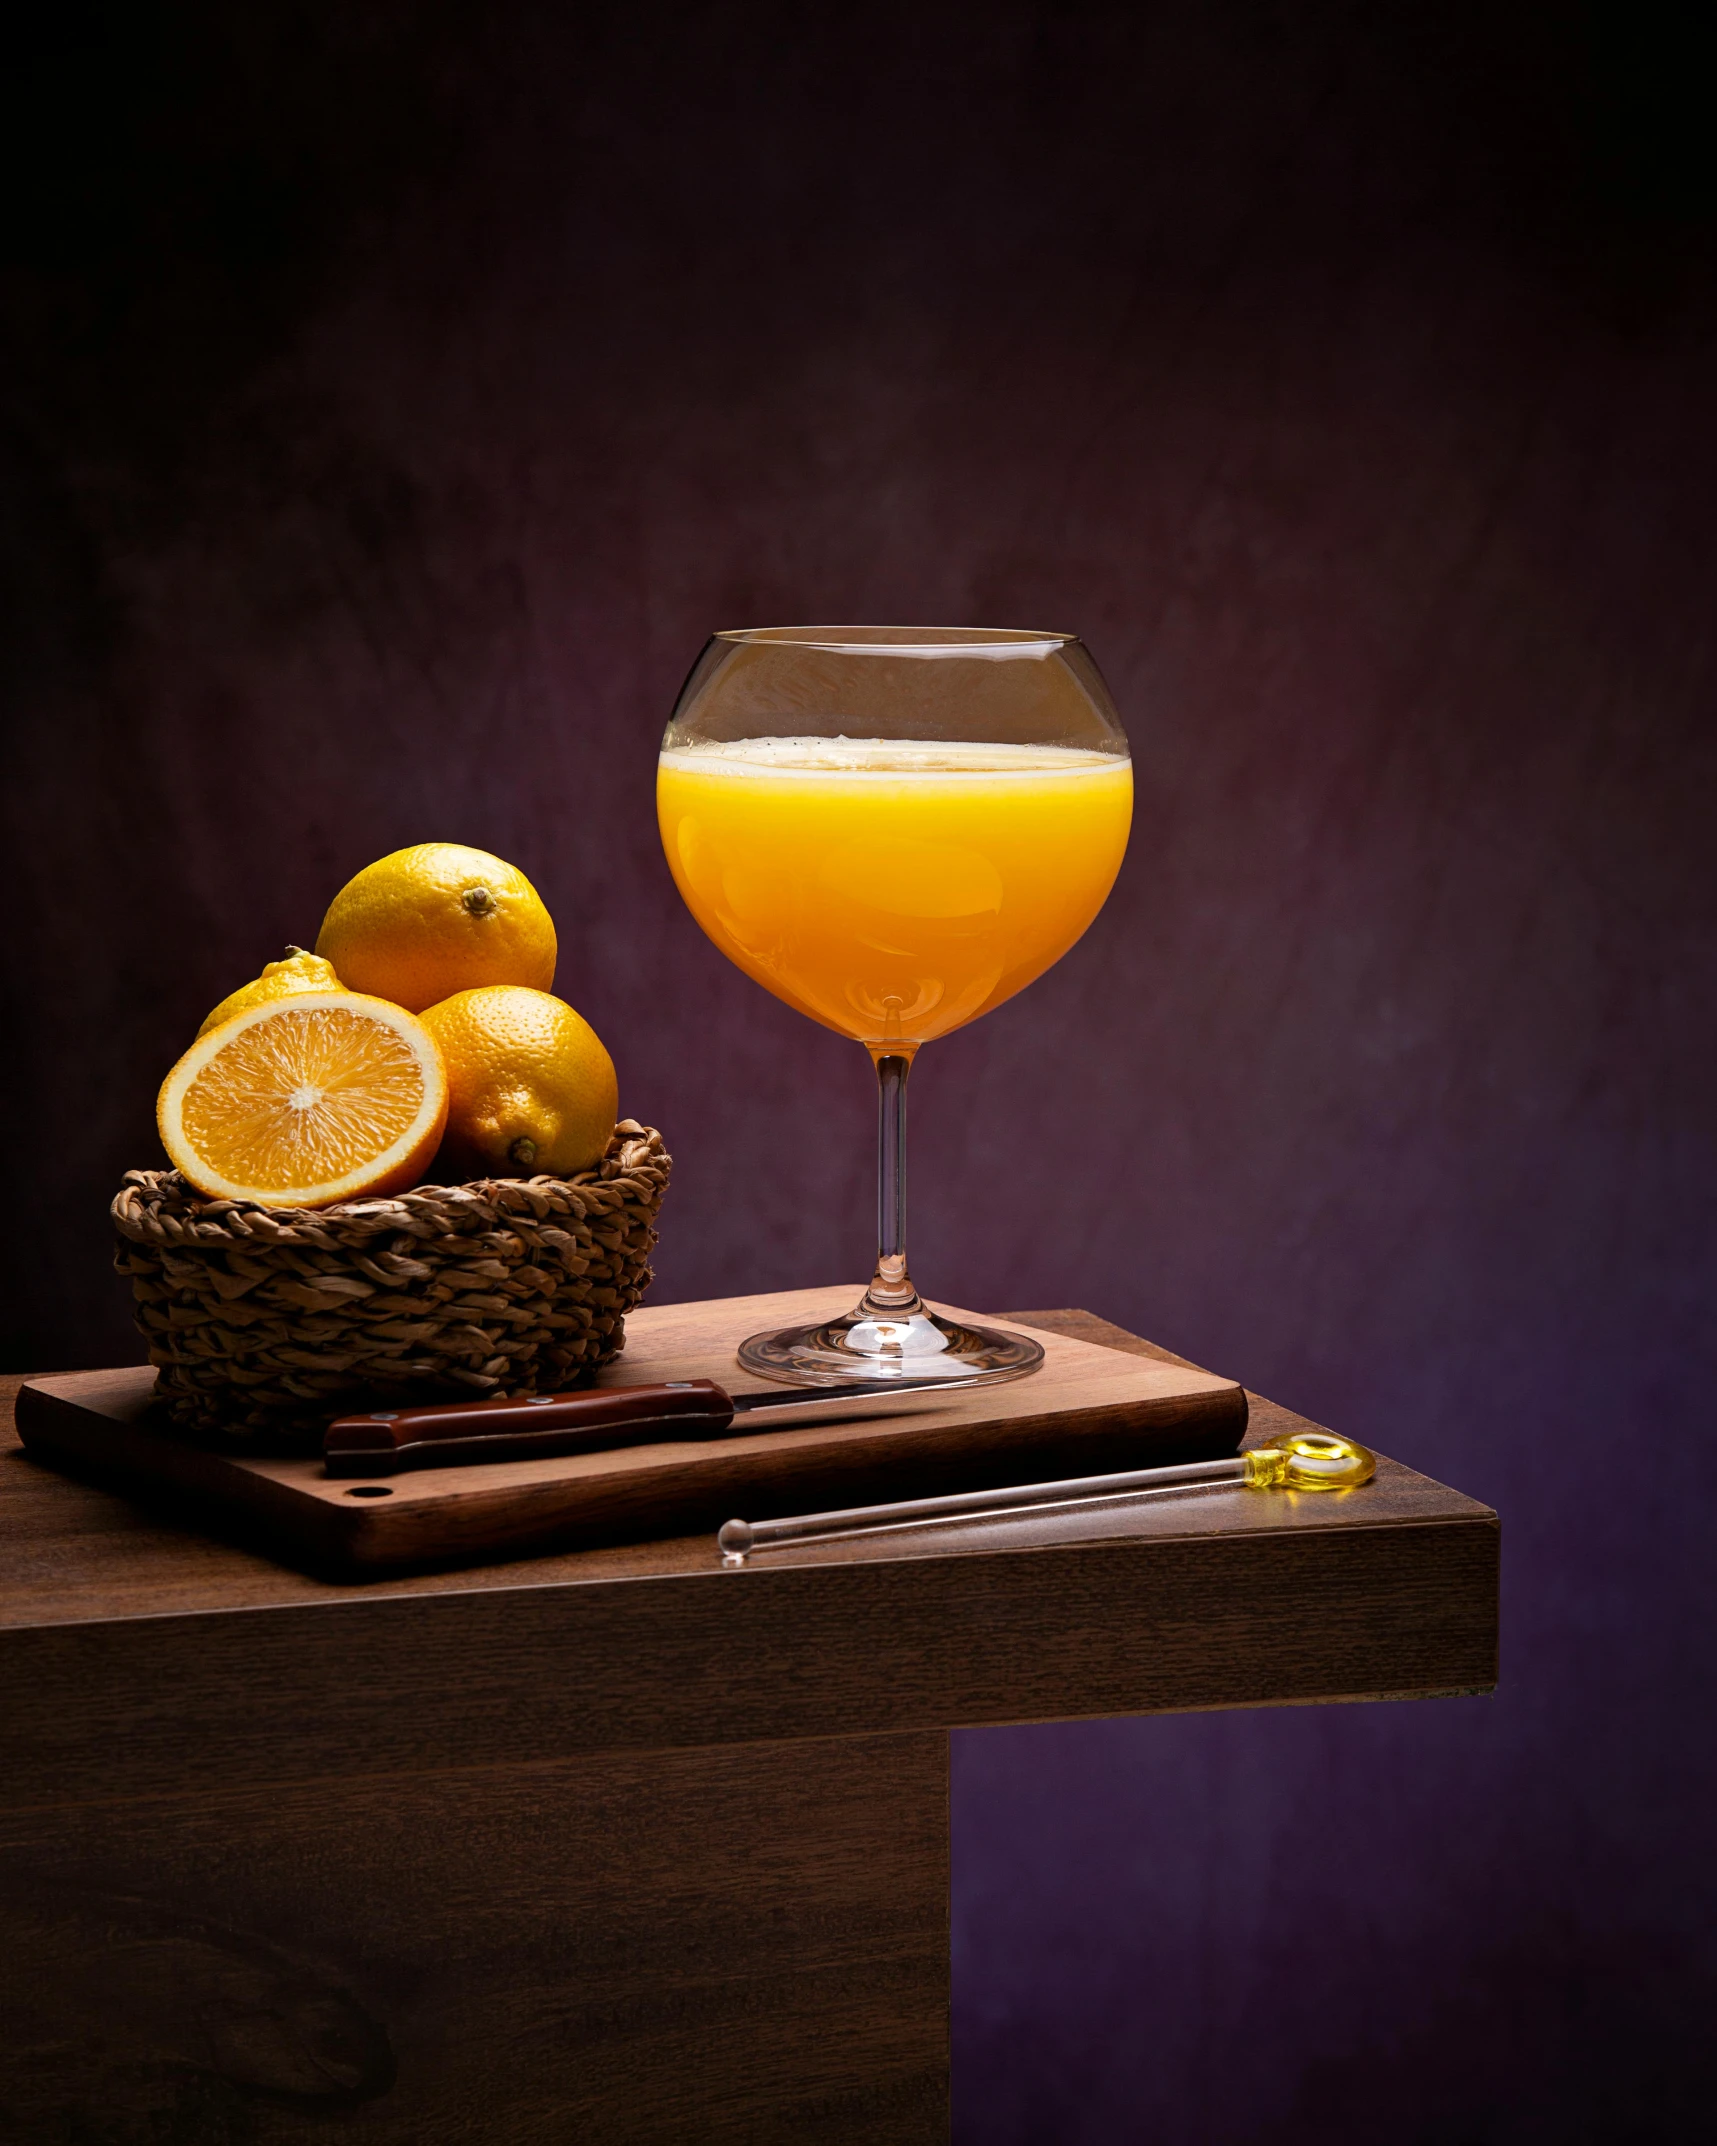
712,624,1079,654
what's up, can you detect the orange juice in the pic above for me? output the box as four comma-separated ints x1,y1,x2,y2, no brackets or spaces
657,737,1133,1046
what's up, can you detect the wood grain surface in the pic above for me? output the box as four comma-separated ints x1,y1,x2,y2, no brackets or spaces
13,1286,1246,1575
0,1308,1496,2142
0,1308,1497,1797
0,1730,950,2144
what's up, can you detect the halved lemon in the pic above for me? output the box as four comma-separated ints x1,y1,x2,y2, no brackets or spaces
158,992,449,1208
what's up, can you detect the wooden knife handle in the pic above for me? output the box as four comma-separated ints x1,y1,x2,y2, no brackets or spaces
324,1379,735,1476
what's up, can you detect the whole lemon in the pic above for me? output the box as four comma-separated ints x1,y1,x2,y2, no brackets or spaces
196,948,344,1038
316,843,557,1014
419,985,618,1178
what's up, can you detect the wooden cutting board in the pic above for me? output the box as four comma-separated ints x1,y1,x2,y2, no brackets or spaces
15,1284,1246,1577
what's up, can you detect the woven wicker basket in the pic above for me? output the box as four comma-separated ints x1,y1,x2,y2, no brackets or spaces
112,1120,670,1449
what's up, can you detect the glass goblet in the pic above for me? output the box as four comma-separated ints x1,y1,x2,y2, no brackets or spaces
657,625,1132,1386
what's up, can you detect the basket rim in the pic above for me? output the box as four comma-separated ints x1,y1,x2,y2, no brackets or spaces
112,1121,669,1243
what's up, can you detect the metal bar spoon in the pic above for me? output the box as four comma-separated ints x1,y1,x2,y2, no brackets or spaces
716,1429,1376,1564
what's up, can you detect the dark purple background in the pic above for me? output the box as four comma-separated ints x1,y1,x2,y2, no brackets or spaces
4,4,1714,2137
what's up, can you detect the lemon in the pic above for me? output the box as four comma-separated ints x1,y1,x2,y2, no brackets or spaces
160,993,449,1208
419,986,617,1178
197,948,343,1038
316,843,557,1014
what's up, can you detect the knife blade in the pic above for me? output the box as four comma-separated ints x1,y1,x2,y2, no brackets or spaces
323,1374,970,1476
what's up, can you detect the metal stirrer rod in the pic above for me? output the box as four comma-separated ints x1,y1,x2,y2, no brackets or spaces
716,1430,1376,1564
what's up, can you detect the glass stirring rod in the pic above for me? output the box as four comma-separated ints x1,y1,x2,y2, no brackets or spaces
717,1429,1376,1564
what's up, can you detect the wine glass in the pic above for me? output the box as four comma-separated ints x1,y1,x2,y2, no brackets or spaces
657,626,1132,1386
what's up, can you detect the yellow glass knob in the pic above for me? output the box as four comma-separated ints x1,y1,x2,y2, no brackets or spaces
1244,1430,1376,1492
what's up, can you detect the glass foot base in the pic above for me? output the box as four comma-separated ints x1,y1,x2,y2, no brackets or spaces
736,1304,1045,1388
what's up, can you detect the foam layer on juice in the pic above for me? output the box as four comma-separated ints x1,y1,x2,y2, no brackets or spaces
659,737,1125,778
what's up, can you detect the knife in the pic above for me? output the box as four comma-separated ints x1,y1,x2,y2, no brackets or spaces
323,1374,974,1477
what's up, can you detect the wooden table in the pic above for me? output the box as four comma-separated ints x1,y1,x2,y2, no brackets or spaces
0,1311,1497,2143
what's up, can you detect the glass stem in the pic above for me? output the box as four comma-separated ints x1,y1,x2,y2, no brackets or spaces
861,1048,924,1320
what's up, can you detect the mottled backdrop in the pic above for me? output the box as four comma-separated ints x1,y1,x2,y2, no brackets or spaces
4,4,1713,2139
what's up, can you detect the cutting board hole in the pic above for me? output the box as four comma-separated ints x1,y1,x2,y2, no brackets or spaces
344,1485,394,1498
